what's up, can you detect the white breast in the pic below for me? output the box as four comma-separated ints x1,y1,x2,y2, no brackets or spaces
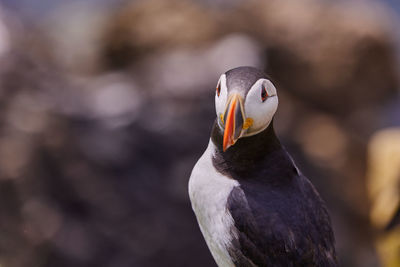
188,140,239,267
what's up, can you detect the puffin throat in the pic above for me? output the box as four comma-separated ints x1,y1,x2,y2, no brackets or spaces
211,119,286,179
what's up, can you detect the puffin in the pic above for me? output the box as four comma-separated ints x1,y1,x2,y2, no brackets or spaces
188,67,337,267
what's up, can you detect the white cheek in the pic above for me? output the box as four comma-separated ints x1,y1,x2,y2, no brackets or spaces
244,80,278,135
215,75,228,126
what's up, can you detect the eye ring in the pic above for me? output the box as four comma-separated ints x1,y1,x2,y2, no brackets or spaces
216,83,221,97
261,85,268,102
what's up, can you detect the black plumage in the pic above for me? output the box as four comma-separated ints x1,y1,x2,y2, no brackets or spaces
212,122,337,266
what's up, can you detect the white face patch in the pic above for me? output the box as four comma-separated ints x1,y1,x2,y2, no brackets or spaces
215,74,228,130
243,79,278,137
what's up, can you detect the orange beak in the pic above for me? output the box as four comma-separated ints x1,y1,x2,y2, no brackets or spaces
222,94,245,152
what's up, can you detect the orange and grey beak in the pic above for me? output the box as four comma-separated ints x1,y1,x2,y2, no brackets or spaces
222,94,245,152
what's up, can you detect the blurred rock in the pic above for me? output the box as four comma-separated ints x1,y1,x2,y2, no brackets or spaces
22,198,62,242
367,127,400,267
102,0,226,69
295,114,348,168
42,2,110,74
0,9,10,58
368,128,400,229
134,34,263,98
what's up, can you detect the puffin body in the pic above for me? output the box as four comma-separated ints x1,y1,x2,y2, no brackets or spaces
189,67,337,267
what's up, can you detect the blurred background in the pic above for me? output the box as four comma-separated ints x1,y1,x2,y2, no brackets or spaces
0,0,399,266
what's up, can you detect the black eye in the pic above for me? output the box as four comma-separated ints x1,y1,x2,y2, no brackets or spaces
261,85,268,102
216,83,221,97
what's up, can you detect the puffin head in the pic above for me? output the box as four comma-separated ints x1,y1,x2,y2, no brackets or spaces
215,66,278,152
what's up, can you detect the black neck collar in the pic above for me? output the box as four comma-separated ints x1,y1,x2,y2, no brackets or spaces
211,119,293,181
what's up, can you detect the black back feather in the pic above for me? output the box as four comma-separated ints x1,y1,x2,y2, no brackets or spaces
211,121,338,267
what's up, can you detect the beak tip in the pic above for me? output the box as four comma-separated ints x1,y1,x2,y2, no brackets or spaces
222,142,228,152
222,141,233,152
